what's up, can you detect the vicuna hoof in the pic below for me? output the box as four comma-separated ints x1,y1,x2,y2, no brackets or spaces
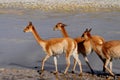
51,71,58,75
37,70,44,75
34,66,38,68
71,71,75,74
91,71,95,75
110,73,115,77
79,73,82,76
63,72,67,75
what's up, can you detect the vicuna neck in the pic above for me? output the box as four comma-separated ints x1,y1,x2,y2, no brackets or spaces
31,27,45,45
61,27,69,37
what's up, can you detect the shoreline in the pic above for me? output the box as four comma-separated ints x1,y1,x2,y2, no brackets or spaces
0,68,119,80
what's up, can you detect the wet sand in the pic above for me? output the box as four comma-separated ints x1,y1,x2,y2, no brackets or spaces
0,68,120,80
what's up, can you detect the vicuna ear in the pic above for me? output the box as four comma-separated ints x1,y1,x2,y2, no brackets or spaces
88,28,92,32
29,21,32,26
61,23,67,27
62,23,67,27
85,28,88,32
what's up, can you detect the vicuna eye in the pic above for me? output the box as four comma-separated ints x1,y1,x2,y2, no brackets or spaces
27,27,29,29
81,34,84,37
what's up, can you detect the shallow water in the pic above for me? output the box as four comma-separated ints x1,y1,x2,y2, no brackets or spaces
0,3,120,75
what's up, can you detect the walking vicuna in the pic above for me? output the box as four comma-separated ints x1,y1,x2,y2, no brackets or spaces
53,23,105,73
81,28,120,76
23,22,82,75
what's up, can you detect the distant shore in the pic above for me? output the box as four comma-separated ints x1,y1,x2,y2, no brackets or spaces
0,0,120,12
0,68,119,80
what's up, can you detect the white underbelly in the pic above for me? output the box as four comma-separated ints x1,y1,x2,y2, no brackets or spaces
51,45,65,56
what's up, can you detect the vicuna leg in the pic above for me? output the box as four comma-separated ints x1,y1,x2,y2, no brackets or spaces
53,56,58,73
42,55,50,71
64,55,70,74
72,52,82,75
99,56,106,72
102,59,106,72
109,59,113,71
72,58,77,73
84,56,94,74
104,58,114,76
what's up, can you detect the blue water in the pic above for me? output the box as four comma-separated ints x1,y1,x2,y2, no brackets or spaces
0,0,120,74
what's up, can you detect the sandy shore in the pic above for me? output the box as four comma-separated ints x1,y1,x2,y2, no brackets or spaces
0,68,119,80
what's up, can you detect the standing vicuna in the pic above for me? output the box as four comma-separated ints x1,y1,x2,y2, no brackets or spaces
53,23,105,74
81,28,120,76
23,22,82,75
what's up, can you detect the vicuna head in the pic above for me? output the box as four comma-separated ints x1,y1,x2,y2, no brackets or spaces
23,22,34,33
81,28,92,39
53,23,67,31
